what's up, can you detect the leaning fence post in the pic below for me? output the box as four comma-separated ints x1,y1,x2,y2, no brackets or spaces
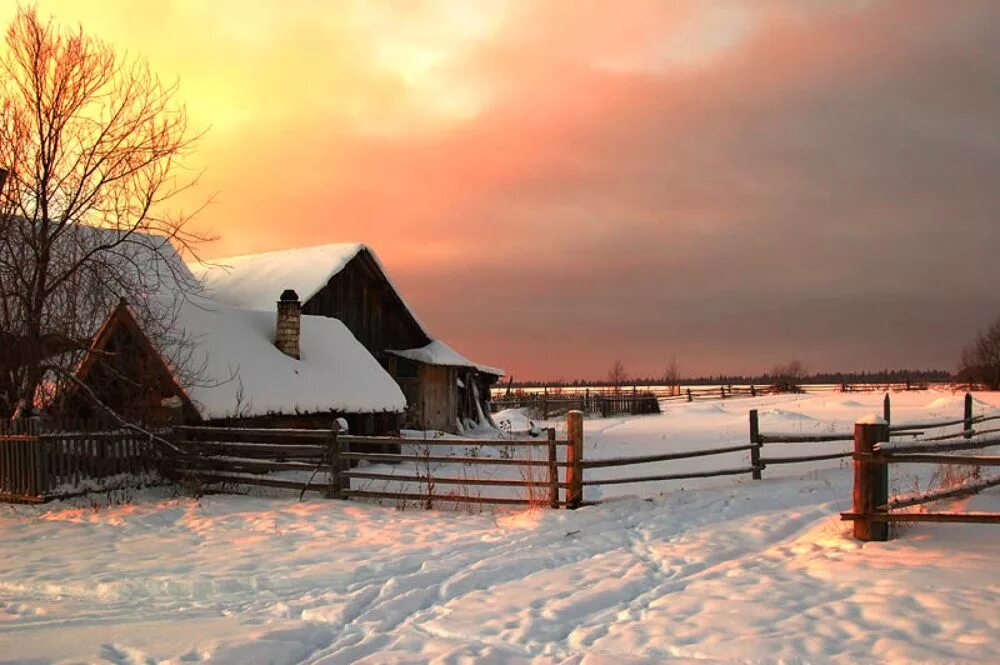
565,410,584,509
749,409,762,480
327,424,342,499
964,392,973,439
853,416,890,542
547,427,558,508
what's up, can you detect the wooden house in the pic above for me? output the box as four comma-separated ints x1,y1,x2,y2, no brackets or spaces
61,299,200,425
193,244,504,433
63,294,407,434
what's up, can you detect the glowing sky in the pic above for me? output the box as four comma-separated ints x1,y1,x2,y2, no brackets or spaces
9,1,1000,379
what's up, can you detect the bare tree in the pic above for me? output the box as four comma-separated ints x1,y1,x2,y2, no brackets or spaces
770,359,806,393
0,8,210,418
958,317,1000,390
607,360,628,394
663,356,680,396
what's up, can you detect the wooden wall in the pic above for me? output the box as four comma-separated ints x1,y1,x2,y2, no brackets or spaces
301,249,497,434
63,317,197,426
205,411,400,437
418,364,458,432
303,250,429,359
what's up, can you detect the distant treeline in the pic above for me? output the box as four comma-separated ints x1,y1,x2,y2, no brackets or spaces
507,369,953,388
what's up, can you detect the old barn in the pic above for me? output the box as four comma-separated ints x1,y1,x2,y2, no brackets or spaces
192,244,503,433
64,296,407,433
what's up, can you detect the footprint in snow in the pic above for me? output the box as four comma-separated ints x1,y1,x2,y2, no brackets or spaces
100,643,156,665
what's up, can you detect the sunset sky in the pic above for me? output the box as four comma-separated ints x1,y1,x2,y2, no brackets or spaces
9,1,999,380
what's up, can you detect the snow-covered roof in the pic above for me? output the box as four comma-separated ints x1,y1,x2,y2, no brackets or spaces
60,222,199,296
387,340,504,376
165,297,406,419
191,242,503,377
190,242,432,328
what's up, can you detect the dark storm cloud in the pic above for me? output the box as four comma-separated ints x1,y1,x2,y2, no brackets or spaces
392,0,1000,378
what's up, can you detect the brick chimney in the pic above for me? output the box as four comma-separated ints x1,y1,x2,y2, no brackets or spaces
275,289,301,359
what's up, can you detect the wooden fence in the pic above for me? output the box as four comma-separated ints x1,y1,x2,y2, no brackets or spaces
747,393,1000,480
4,392,996,516
0,419,162,502
494,381,932,402
170,413,756,509
171,423,582,508
840,417,1000,541
491,390,660,419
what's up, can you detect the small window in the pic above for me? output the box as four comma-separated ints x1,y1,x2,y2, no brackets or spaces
395,357,419,380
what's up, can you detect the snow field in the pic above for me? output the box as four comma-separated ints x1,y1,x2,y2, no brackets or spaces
0,389,997,663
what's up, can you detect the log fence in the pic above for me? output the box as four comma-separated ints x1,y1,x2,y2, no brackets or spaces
171,422,580,508
4,392,997,519
491,389,660,419
746,393,1000,480
840,424,1000,540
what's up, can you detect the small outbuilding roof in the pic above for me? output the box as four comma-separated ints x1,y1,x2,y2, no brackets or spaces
386,340,504,377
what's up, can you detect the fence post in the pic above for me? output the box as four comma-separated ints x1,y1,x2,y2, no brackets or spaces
853,417,889,542
750,384,756,397
964,392,973,439
749,409,762,480
565,410,583,509
327,424,342,499
883,393,891,429
686,388,692,403
547,427,558,508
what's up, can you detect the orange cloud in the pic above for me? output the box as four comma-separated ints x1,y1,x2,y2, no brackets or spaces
6,1,999,378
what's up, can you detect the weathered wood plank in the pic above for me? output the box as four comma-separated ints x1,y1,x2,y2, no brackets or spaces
883,475,1000,511
841,512,1000,524
340,452,567,467
759,433,853,443
344,489,542,506
857,453,1000,466
580,466,755,486
581,444,755,469
343,471,553,488
761,451,852,465
875,436,1000,455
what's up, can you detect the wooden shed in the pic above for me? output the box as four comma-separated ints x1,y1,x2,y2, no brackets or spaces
62,296,407,435
193,243,504,433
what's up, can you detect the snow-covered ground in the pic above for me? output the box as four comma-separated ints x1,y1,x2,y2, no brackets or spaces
1,390,998,664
